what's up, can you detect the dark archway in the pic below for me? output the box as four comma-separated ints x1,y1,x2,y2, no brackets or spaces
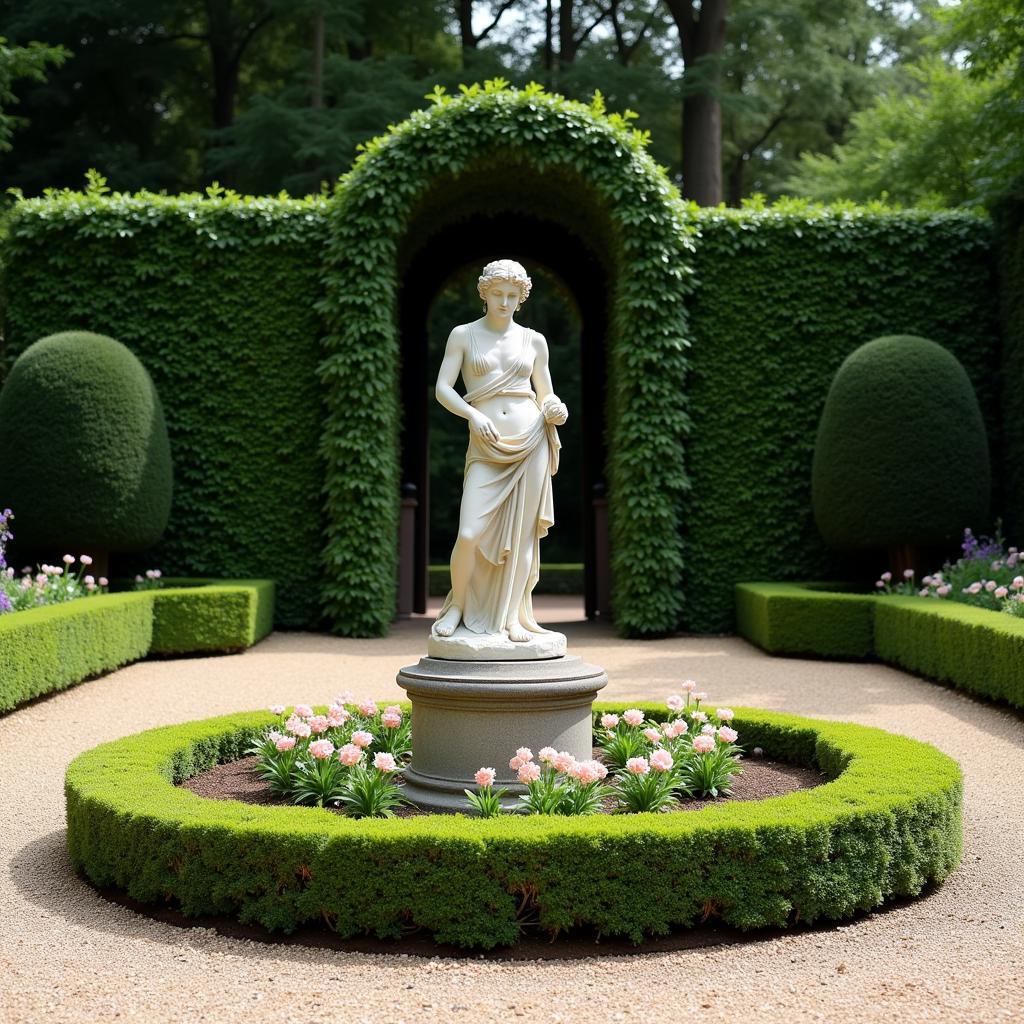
398,212,609,615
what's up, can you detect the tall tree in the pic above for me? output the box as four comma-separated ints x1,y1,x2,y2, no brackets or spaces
662,0,729,206
0,35,67,153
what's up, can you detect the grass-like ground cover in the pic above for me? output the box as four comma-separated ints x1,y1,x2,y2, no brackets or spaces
0,579,274,713
736,582,1024,708
65,702,962,949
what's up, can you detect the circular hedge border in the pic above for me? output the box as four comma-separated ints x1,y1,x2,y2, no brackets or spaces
65,703,962,949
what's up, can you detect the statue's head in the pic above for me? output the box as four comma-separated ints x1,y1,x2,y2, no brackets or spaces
477,258,532,307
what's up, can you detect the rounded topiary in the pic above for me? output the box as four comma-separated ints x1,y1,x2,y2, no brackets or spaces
812,334,989,556
0,331,172,562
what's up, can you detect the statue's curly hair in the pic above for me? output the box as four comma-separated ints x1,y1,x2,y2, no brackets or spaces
477,259,532,304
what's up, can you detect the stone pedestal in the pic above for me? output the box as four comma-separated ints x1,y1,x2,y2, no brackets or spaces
397,655,608,813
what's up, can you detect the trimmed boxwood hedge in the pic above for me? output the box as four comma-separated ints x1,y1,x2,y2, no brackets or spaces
0,579,274,713
735,582,1024,709
65,703,962,949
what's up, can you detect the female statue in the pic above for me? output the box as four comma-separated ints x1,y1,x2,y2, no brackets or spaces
432,259,568,643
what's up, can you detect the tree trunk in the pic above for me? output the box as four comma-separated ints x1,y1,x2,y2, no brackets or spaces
682,89,722,205
544,0,554,73
663,0,728,206
458,0,476,51
210,41,239,130
558,0,578,67
726,153,745,207
312,5,325,109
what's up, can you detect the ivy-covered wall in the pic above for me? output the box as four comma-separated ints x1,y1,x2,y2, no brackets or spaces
683,204,999,632
0,101,1008,639
1,186,328,628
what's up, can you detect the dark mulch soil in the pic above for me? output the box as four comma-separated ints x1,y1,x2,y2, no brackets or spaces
181,754,825,814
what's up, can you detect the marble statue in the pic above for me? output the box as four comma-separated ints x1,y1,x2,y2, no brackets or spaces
431,259,568,651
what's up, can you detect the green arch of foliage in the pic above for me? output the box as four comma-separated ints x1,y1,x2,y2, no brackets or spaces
319,81,697,637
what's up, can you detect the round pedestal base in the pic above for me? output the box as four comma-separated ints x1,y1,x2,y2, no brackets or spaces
397,655,608,814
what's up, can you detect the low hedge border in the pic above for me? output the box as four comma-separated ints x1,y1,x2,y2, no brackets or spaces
65,702,962,949
735,582,1024,709
0,579,274,713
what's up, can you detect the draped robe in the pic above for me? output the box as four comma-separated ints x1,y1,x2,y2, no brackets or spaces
436,332,561,636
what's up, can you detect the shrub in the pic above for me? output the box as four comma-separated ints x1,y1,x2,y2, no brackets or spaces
811,335,990,563
65,704,963,948
0,331,172,573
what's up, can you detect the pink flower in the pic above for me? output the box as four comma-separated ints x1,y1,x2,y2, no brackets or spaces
937,584,952,596
967,582,983,595
693,691,708,703
681,679,697,693
693,735,715,754
538,746,557,763
62,554,74,565
517,761,542,784
626,757,649,775
98,576,108,587
690,710,708,723
650,748,674,772
309,739,335,760
294,704,314,719
716,708,734,721
574,760,605,784
995,586,1009,599
373,752,397,772
552,750,576,773
600,713,620,729
1013,576,1024,590
903,569,914,579
80,554,93,566
358,699,378,717
875,580,885,589
669,720,688,739
880,571,892,582
384,704,402,716
701,723,716,735
334,690,354,705
285,716,311,739
643,727,662,744
269,704,286,715
474,767,496,787
351,730,373,748
718,726,739,744
509,755,526,770
337,743,363,766
623,709,644,726
308,715,330,734
515,747,534,762
666,694,684,711
327,708,350,727
275,736,296,752
381,711,402,729
985,579,997,592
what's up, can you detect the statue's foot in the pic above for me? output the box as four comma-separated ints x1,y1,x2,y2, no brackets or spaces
505,620,531,643
434,605,462,637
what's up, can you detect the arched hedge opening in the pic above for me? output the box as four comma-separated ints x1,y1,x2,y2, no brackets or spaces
319,82,697,638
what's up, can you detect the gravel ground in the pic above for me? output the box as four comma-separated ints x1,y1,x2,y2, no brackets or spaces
1,598,1022,1024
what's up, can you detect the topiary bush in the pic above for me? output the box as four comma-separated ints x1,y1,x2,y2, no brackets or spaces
811,334,990,567
0,331,173,572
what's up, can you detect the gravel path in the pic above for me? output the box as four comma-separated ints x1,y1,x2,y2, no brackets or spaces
2,600,1022,1024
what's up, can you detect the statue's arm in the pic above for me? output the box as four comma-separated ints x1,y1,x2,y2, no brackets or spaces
531,332,568,424
436,327,498,441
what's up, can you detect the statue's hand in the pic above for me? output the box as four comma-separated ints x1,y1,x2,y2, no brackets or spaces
544,401,568,426
469,410,499,443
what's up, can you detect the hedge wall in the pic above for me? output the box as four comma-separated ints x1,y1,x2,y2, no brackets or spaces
66,704,962,948
684,204,999,633
995,193,1024,541
1,183,327,629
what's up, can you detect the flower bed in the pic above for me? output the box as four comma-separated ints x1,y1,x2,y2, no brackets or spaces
0,579,275,713
65,702,962,948
735,582,1024,709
